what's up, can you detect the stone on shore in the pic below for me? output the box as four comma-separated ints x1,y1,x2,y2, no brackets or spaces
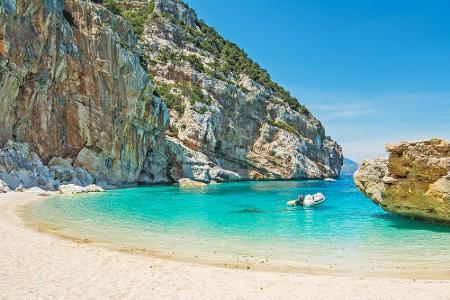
15,185,25,192
354,139,450,224
0,141,56,190
58,184,87,195
85,185,105,193
0,179,10,193
58,184,105,195
178,178,207,188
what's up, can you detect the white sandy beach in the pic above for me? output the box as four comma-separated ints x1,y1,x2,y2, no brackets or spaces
1,192,449,300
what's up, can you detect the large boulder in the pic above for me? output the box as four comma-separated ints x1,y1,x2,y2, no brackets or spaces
354,139,450,224
0,141,56,190
178,178,207,188
48,157,94,186
58,184,104,194
0,179,10,193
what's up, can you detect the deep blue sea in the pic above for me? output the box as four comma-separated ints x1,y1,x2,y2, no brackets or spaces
24,176,450,276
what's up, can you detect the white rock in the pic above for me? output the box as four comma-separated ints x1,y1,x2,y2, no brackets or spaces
85,184,105,193
58,184,86,195
15,184,25,192
178,178,207,188
0,179,11,193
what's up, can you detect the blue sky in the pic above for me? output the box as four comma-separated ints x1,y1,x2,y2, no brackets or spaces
185,0,450,161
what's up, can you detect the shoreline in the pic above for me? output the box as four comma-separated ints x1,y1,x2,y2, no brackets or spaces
1,192,450,299
20,199,450,280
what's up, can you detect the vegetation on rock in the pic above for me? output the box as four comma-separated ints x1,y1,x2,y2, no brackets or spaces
267,119,300,136
101,0,155,37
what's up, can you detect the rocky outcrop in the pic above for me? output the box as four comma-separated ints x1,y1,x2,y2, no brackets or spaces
0,140,57,190
139,0,343,182
354,139,450,224
0,0,168,186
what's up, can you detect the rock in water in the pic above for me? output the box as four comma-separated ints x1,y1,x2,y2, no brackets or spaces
354,139,450,224
178,178,207,188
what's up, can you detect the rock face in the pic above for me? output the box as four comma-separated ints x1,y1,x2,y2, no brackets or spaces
354,139,450,224
0,0,168,186
0,0,343,190
0,140,57,190
139,0,343,182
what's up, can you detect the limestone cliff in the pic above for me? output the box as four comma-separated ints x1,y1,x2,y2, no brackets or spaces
0,0,343,189
354,139,450,224
138,0,343,182
0,0,168,186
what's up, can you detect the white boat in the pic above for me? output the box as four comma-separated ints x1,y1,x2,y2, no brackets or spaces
324,178,336,182
287,193,326,207
303,193,326,206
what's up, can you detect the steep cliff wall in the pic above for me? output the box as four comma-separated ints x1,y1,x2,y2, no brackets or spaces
0,0,343,189
354,139,450,224
138,0,343,182
0,0,168,186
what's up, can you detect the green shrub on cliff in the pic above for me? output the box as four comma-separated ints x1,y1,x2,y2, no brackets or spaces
174,81,211,106
103,0,122,15
154,83,185,114
177,17,312,117
122,1,155,37
267,119,299,136
186,54,204,72
153,80,211,112
101,0,155,37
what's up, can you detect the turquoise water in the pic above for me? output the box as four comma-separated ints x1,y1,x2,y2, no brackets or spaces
25,177,450,275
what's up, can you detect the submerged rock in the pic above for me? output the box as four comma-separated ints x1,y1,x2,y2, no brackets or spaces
354,139,450,224
178,178,207,188
234,208,265,214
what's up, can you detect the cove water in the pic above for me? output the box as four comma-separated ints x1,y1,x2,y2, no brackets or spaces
24,177,450,277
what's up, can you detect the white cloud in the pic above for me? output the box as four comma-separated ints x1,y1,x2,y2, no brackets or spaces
289,88,450,161
308,102,377,120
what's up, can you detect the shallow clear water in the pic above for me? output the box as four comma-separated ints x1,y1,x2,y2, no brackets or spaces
24,177,450,274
